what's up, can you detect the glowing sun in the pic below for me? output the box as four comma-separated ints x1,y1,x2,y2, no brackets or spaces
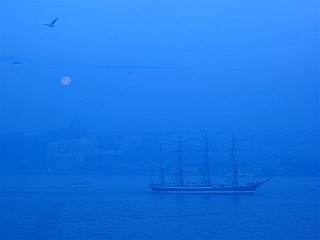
61,76,71,85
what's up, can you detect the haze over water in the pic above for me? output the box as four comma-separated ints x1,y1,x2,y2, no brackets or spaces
0,0,319,239
1,0,318,133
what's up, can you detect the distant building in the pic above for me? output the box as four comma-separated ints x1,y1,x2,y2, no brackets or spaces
47,139,83,172
68,117,81,131
45,118,97,172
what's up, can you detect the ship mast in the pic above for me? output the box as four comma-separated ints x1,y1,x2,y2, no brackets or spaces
232,134,239,187
178,135,184,186
205,134,211,186
160,144,165,184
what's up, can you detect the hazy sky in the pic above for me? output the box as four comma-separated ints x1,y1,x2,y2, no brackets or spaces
0,0,319,133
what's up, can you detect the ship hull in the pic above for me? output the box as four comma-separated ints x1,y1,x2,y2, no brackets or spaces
149,181,269,194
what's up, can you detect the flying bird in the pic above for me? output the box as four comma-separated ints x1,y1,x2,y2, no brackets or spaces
12,62,22,65
44,17,59,27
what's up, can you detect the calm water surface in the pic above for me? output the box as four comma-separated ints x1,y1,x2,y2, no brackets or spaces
0,174,319,239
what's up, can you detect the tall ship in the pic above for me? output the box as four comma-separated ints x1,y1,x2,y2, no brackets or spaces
149,134,269,194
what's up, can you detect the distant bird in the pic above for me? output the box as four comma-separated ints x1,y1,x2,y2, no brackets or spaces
12,62,22,65
128,71,133,75
44,17,59,27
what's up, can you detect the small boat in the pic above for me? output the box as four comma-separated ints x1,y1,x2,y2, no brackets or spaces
149,135,269,194
72,182,93,188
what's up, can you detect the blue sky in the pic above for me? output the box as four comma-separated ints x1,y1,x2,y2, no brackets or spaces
0,0,319,133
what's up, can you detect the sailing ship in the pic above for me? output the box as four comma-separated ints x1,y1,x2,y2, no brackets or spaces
149,135,269,194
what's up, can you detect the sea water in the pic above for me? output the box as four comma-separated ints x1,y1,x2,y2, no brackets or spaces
0,174,319,239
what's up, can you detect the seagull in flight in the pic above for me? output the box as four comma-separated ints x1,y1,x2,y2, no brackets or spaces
44,17,59,27
12,62,22,65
